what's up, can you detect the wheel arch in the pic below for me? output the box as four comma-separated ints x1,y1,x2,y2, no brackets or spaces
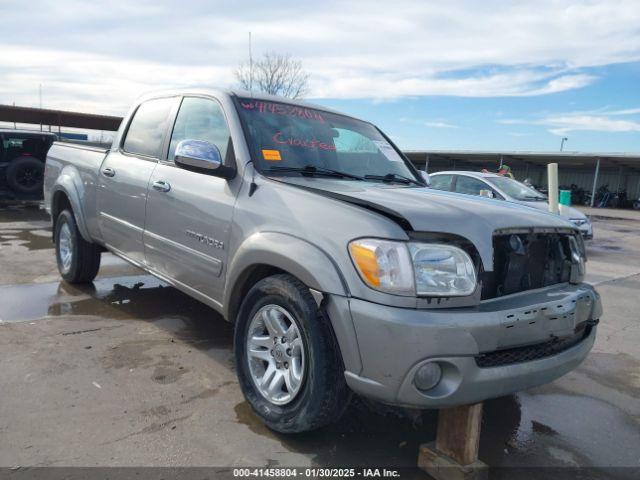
51,189,72,235
50,184,91,243
223,232,349,323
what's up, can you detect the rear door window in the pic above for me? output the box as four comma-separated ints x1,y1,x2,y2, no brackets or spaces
454,175,490,196
429,174,453,191
3,136,29,161
122,97,175,158
3,138,25,149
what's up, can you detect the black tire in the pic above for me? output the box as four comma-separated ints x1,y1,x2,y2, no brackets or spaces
6,156,45,195
54,209,101,283
234,274,350,433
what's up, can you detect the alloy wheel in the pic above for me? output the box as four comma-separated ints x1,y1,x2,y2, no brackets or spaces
246,304,306,405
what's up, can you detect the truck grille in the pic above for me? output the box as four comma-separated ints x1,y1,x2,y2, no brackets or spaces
481,232,574,299
475,324,592,368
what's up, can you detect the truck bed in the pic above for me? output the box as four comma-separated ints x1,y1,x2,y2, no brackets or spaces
43,141,110,241
57,138,113,150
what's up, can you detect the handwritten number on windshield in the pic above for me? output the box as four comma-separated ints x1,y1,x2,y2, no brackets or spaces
240,101,325,123
272,132,336,151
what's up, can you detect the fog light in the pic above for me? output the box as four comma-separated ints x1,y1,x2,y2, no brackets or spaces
414,362,442,391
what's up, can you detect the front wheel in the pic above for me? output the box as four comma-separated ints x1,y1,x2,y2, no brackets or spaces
54,209,101,283
234,274,350,433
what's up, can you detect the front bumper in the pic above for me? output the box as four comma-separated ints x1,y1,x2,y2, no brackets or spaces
327,283,601,408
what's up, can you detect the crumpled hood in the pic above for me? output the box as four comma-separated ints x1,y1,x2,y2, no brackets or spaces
277,178,577,269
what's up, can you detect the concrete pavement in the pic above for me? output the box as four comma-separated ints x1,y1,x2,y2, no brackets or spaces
0,204,639,477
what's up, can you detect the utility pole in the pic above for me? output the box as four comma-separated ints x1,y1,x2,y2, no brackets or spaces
590,158,601,207
39,84,43,131
248,31,253,93
560,137,568,152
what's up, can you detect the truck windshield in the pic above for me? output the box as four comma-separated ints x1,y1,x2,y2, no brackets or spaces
235,97,420,183
485,176,547,201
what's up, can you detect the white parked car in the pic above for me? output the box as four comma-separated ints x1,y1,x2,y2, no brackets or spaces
429,171,593,239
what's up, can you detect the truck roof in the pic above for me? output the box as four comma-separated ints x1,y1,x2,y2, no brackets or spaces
139,88,346,116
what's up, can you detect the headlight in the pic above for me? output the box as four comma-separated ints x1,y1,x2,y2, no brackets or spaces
348,239,414,295
568,236,586,282
348,239,477,296
410,243,477,296
570,218,589,227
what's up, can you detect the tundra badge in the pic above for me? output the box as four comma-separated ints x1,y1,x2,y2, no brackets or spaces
186,230,224,249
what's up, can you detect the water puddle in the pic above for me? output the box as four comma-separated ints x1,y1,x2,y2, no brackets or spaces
233,388,640,471
234,397,438,468
480,391,640,473
0,275,233,350
0,204,49,223
0,228,52,250
0,204,53,250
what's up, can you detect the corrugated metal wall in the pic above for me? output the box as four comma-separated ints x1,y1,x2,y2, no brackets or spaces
504,165,640,199
418,158,640,202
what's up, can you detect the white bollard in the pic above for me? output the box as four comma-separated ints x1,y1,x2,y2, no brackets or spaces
548,163,559,214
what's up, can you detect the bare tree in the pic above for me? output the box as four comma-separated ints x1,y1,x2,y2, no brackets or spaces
235,52,310,99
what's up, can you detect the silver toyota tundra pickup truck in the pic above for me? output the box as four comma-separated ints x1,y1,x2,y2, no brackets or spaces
44,89,602,433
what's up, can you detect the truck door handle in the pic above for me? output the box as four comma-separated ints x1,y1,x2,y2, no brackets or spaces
152,180,171,193
101,167,116,177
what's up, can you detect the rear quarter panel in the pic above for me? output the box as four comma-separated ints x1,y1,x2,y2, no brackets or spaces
44,143,108,242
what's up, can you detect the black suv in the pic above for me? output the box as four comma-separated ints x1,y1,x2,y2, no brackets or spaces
0,130,57,199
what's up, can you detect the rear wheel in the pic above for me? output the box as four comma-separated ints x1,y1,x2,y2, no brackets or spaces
234,274,350,433
6,156,44,195
54,209,101,283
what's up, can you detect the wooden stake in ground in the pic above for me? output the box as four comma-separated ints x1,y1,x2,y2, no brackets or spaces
418,403,488,480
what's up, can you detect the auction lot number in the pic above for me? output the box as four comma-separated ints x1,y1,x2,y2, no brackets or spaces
233,468,400,478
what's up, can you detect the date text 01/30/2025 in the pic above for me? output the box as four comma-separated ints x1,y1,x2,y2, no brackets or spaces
233,468,401,478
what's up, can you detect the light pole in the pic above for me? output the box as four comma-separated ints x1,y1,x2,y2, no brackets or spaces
248,32,253,93
560,137,568,152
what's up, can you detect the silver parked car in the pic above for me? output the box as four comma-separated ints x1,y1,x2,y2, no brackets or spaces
44,89,601,433
429,171,593,239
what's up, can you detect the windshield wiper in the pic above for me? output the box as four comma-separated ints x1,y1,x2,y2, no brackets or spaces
522,196,546,201
364,173,422,185
264,165,364,180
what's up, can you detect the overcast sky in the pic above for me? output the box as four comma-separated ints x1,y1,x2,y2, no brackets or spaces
2,0,639,151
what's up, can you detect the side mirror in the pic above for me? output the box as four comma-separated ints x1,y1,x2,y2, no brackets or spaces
420,171,431,186
175,139,222,172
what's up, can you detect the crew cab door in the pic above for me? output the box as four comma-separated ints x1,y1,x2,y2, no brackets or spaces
96,96,178,265
143,96,236,306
